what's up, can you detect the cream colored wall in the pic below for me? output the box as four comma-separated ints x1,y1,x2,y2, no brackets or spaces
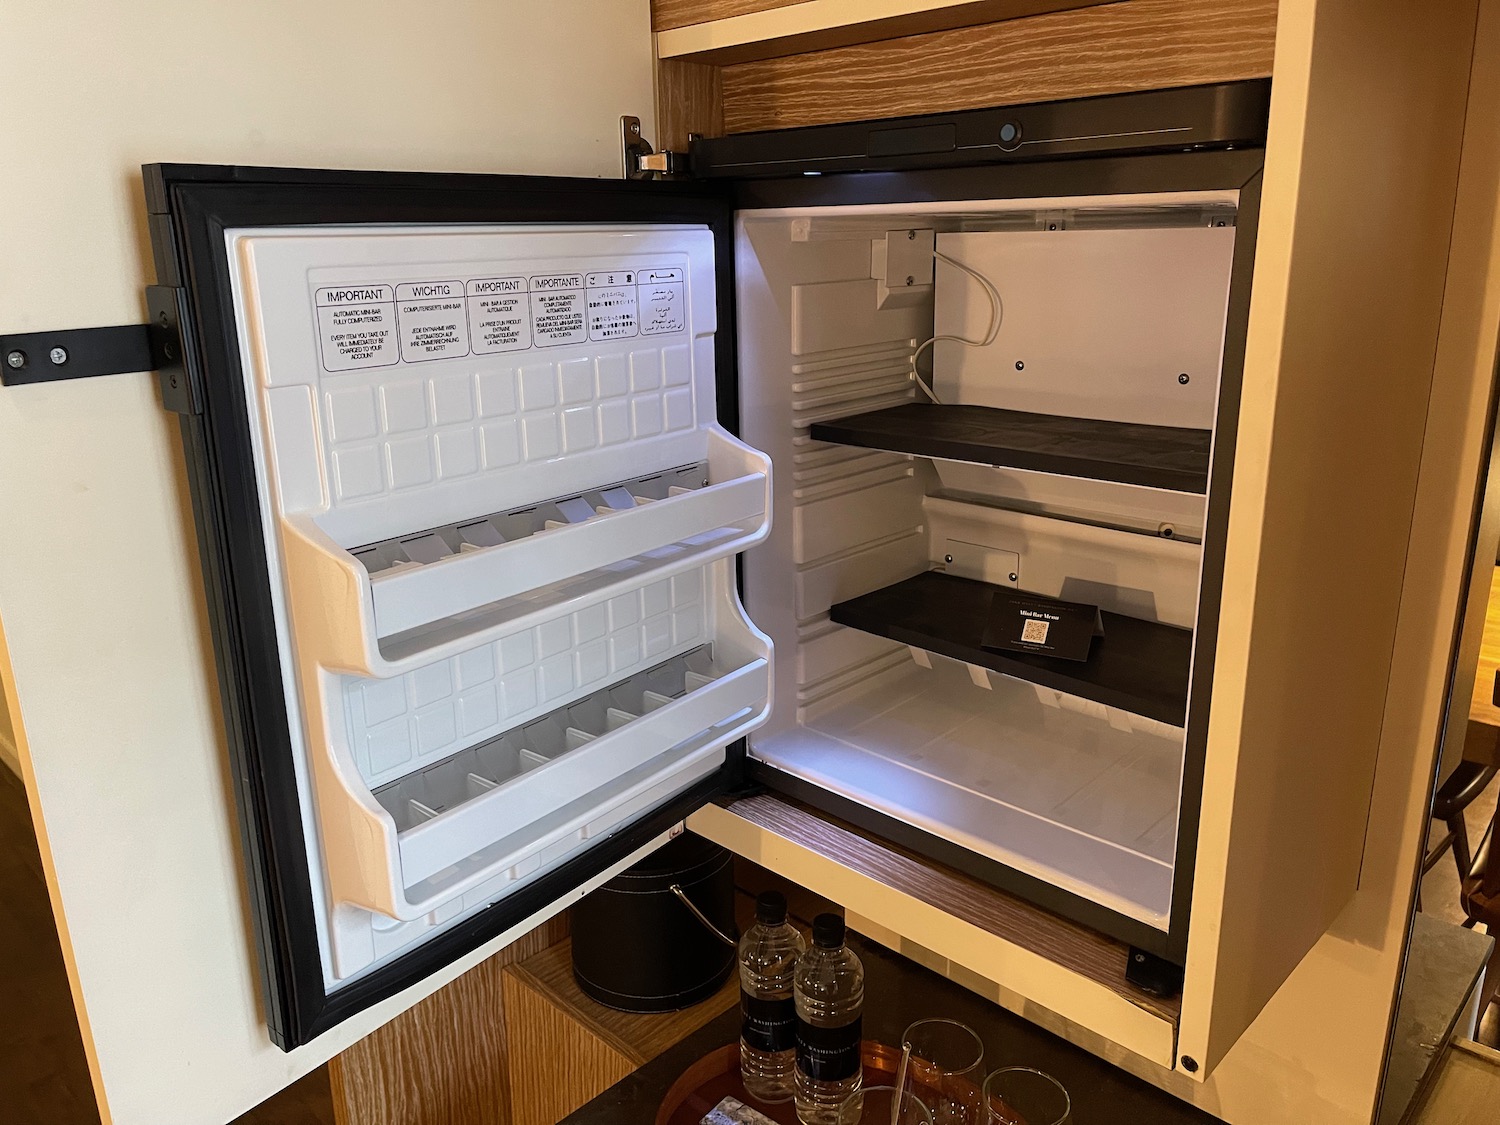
0,3,656,1124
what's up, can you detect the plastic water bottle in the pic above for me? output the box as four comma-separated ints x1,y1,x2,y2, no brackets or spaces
739,891,807,1103
793,913,864,1125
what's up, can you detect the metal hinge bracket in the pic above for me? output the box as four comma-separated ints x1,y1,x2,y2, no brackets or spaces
146,285,201,414
1,286,200,414
622,116,688,180
2,323,155,386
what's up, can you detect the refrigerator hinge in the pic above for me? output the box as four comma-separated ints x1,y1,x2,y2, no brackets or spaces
146,285,201,414
0,293,189,405
622,116,689,180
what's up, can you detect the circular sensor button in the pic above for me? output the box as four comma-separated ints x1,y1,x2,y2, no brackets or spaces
998,121,1023,150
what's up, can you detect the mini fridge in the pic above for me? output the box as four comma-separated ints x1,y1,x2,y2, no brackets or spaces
144,79,1269,1049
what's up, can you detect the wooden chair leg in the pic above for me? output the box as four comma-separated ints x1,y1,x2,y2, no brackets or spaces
1450,813,1474,881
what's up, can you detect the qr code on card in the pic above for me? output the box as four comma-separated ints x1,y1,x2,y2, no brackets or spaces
1020,618,1050,644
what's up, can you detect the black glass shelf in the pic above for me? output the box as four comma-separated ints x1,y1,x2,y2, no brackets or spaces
829,570,1192,727
810,403,1211,493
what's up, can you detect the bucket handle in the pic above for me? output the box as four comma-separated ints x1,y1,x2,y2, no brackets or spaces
669,883,737,947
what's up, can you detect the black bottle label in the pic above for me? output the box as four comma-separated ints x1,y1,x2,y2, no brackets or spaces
795,1016,863,1082
741,990,798,1053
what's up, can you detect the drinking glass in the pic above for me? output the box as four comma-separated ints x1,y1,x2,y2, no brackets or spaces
901,1019,985,1125
982,1067,1071,1125
840,1084,934,1125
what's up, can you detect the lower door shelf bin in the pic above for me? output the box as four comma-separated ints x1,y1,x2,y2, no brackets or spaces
829,570,1192,727
370,645,769,917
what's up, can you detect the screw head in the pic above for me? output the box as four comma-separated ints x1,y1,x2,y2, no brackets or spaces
48,346,68,365
1048,222,1058,231
1015,360,1025,371
943,554,954,564
629,121,640,135
905,275,915,286
1009,572,1019,582
1178,373,1190,384
5,350,25,369
907,230,917,240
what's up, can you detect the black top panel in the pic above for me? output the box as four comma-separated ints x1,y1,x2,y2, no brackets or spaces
692,80,1271,178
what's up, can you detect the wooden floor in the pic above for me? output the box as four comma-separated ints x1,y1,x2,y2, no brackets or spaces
0,765,336,1125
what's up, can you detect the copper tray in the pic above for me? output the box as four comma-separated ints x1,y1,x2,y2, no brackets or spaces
656,1041,978,1125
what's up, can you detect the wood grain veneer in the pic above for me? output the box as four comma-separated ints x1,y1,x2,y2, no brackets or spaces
654,0,805,32
655,2,1109,66
718,0,1277,133
722,794,1180,1023
657,58,724,151
327,916,566,1125
501,937,740,1125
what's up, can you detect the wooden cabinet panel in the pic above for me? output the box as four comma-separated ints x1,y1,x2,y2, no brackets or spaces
718,0,1276,133
690,797,1179,1068
500,938,740,1125
658,59,724,151
499,970,635,1125
705,795,1178,1024
655,2,1110,65
654,0,804,32
1175,0,1480,1080
327,917,566,1125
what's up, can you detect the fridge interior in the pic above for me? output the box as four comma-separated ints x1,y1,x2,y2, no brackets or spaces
737,191,1240,934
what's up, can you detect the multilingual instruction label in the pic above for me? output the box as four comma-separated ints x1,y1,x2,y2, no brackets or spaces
315,285,398,371
638,268,685,336
529,274,587,347
396,281,469,363
467,277,531,354
313,266,685,371
586,271,638,340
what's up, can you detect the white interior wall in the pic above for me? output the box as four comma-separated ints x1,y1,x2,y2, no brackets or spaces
932,226,1236,428
0,3,656,1124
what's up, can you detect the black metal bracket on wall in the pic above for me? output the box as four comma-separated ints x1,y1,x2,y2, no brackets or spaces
0,323,154,384
1,286,198,413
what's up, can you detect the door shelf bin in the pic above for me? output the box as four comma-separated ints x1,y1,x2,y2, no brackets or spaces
378,646,727,831
809,403,1212,493
283,426,771,677
360,647,767,919
829,570,1192,727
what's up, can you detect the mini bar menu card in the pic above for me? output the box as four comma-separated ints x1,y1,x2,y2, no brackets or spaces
982,588,1104,662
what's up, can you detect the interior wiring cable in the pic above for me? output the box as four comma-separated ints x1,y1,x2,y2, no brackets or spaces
910,250,1004,404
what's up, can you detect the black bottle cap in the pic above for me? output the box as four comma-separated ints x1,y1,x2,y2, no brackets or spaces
756,890,789,926
812,912,846,949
